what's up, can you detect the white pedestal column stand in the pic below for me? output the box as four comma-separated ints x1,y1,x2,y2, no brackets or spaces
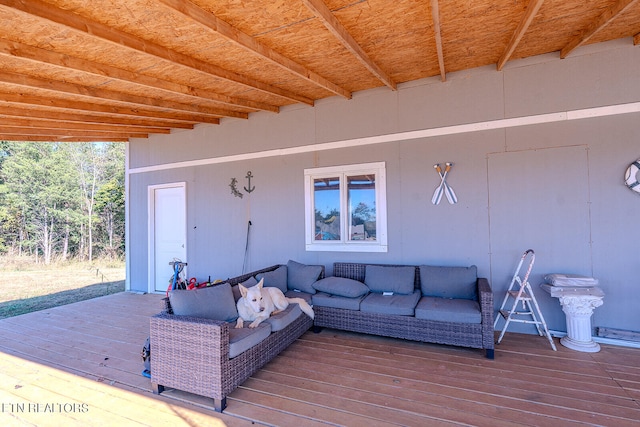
541,284,604,353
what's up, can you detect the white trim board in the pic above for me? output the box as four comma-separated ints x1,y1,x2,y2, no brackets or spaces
128,101,640,175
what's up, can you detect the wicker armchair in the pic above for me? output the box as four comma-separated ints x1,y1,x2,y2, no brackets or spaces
150,264,319,412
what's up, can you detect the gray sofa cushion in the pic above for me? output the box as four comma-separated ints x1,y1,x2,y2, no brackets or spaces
242,276,258,287
287,260,322,294
419,265,478,300
284,289,313,304
256,265,288,293
360,289,421,316
264,303,302,332
312,292,364,310
415,296,481,324
169,282,238,322
312,276,369,298
228,323,271,358
365,265,415,295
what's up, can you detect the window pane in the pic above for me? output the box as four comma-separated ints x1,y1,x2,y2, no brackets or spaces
314,177,340,240
348,174,376,241
305,162,386,252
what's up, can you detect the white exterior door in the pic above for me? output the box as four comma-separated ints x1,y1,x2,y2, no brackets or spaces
149,183,187,293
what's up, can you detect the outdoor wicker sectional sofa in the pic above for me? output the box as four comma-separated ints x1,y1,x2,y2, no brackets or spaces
150,262,323,412
312,262,495,360
149,260,494,412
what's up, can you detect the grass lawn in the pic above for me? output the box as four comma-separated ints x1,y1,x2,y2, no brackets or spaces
0,260,125,319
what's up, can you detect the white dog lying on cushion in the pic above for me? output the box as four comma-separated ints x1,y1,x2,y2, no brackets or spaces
235,278,314,328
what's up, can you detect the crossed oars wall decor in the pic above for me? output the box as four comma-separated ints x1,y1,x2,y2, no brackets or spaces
432,163,458,205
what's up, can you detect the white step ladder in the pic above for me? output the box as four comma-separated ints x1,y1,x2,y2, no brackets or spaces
494,249,557,351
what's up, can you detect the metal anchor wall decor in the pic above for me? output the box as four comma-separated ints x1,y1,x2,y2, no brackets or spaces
230,171,257,198
431,163,458,205
244,171,255,193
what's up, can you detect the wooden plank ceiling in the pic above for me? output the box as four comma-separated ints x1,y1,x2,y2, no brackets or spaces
0,0,639,142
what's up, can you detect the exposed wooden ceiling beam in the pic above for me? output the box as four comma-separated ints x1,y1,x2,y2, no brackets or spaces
0,91,220,125
0,70,245,120
429,0,446,82
0,126,148,139
0,0,637,143
0,135,129,142
0,0,314,105
561,0,639,58
0,103,195,129
497,0,545,71
159,0,351,100
0,38,279,114
0,116,171,134
302,0,397,90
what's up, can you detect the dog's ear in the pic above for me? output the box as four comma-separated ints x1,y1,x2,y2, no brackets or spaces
238,283,248,298
256,278,264,289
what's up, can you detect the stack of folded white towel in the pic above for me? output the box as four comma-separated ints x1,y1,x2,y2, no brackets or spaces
544,274,599,287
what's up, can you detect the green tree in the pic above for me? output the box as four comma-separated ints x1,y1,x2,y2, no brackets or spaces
94,143,125,257
69,143,100,261
1,143,81,263
0,141,125,262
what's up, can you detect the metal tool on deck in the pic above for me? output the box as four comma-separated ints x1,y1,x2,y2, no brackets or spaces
495,249,556,350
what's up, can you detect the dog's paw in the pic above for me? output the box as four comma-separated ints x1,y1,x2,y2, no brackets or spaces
235,319,244,328
249,320,261,328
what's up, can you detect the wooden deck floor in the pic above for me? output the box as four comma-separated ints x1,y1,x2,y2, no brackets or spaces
0,292,638,426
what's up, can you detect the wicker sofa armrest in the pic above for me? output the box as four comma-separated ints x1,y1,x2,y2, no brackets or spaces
477,277,495,358
151,312,230,358
477,278,493,322
150,313,230,400
477,277,492,306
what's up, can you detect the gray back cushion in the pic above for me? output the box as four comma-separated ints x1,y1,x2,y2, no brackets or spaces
241,276,258,288
256,265,287,293
312,276,369,298
169,282,238,322
287,260,322,294
364,265,415,295
419,265,478,300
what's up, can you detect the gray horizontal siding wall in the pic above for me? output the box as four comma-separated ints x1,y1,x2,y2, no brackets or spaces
128,39,640,334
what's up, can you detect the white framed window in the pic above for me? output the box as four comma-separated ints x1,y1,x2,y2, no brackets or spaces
304,162,387,252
